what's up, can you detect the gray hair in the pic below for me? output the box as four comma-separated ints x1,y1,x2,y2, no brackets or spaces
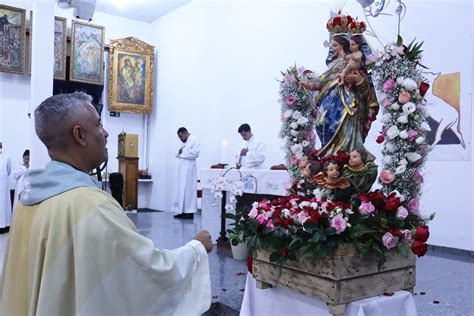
35,92,93,150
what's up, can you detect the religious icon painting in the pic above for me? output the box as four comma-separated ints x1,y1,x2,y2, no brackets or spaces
28,10,32,76
0,4,26,74
70,20,104,84
108,37,154,114
53,16,67,80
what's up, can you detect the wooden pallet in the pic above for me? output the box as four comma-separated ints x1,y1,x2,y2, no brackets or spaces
253,245,416,316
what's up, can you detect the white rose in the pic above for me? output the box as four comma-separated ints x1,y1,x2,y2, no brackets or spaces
402,102,416,114
395,164,406,174
290,130,299,136
383,155,393,164
405,152,422,162
420,122,432,132
283,109,293,118
399,158,408,166
390,103,400,111
297,116,309,125
385,142,397,152
301,140,309,147
403,78,418,91
291,111,302,120
290,122,298,129
382,113,392,123
396,77,405,85
291,144,303,154
399,130,408,139
281,209,291,218
397,115,408,124
415,136,425,144
387,126,400,139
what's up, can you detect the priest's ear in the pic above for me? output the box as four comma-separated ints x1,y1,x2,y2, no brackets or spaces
72,124,87,147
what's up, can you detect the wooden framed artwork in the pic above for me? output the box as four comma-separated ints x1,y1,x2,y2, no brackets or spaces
0,4,26,74
108,37,154,114
53,16,67,80
70,20,104,84
28,10,32,76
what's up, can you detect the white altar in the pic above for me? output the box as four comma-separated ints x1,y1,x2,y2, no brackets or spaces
200,168,291,244
241,273,417,316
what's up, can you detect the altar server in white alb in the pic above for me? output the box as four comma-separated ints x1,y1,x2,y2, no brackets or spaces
236,123,266,169
12,149,30,213
173,127,200,219
0,93,213,315
0,142,12,234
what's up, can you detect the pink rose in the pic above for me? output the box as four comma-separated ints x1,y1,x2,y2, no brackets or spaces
248,207,258,218
266,220,275,230
407,198,420,212
413,171,424,184
290,155,299,165
382,79,396,93
407,129,418,141
257,213,267,225
402,229,412,241
380,170,395,184
330,215,347,234
359,201,375,215
298,211,310,225
306,131,315,141
396,206,409,220
382,99,391,108
382,232,398,249
398,91,411,104
286,97,296,106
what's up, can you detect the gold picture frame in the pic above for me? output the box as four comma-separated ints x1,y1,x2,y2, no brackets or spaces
70,20,104,84
53,16,67,80
108,37,154,114
0,4,26,74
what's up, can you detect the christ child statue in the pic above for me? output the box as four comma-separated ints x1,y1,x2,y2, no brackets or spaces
338,38,363,86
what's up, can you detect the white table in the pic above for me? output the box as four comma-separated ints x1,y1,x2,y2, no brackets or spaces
200,168,291,244
241,273,417,316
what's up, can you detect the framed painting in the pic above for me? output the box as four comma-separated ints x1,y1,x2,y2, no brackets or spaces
29,10,32,76
0,4,26,74
108,37,154,114
70,20,104,84
53,16,67,80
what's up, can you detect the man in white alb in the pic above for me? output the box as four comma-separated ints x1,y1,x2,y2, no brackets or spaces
236,123,266,169
172,127,200,219
0,142,12,234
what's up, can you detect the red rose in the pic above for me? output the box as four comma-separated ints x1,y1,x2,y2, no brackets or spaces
247,256,253,273
367,191,386,208
281,248,287,257
359,193,369,203
414,226,430,242
419,81,430,97
411,240,428,257
376,135,385,144
384,193,401,212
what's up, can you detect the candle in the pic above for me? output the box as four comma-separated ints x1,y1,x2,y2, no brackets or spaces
220,139,229,164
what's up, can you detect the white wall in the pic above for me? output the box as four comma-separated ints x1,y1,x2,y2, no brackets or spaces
148,0,474,251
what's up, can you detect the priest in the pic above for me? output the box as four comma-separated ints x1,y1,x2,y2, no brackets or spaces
172,127,200,219
236,123,266,169
0,93,212,315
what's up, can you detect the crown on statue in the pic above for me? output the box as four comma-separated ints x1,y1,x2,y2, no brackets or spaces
326,13,353,36
348,20,366,35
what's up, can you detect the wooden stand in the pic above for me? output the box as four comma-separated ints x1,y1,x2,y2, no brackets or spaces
118,157,139,209
253,245,416,316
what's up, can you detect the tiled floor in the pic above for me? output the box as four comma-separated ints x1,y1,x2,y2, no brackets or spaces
0,211,472,315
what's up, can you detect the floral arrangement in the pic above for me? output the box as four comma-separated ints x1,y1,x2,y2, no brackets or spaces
210,168,244,211
278,66,318,181
370,36,432,217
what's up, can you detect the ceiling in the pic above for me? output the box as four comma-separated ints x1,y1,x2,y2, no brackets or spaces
94,0,191,23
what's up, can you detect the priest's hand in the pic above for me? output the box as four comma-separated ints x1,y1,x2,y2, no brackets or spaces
193,230,213,253
240,148,248,156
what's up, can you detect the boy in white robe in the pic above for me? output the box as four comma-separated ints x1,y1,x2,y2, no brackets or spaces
0,92,212,315
236,123,266,169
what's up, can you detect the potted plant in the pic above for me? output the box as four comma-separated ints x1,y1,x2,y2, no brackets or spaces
226,206,251,261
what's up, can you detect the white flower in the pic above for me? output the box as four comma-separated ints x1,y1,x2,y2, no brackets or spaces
395,164,406,174
399,158,408,166
403,78,418,91
283,109,293,118
390,190,406,202
386,126,400,139
383,155,393,164
396,77,405,85
415,136,425,144
405,152,422,162
402,102,416,114
399,130,408,139
313,188,324,199
385,142,397,153
420,122,432,132
291,111,302,120
291,144,303,155
382,113,392,124
281,209,291,218
301,140,309,147
390,103,400,111
290,130,299,136
290,122,298,129
397,115,408,124
297,116,309,125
